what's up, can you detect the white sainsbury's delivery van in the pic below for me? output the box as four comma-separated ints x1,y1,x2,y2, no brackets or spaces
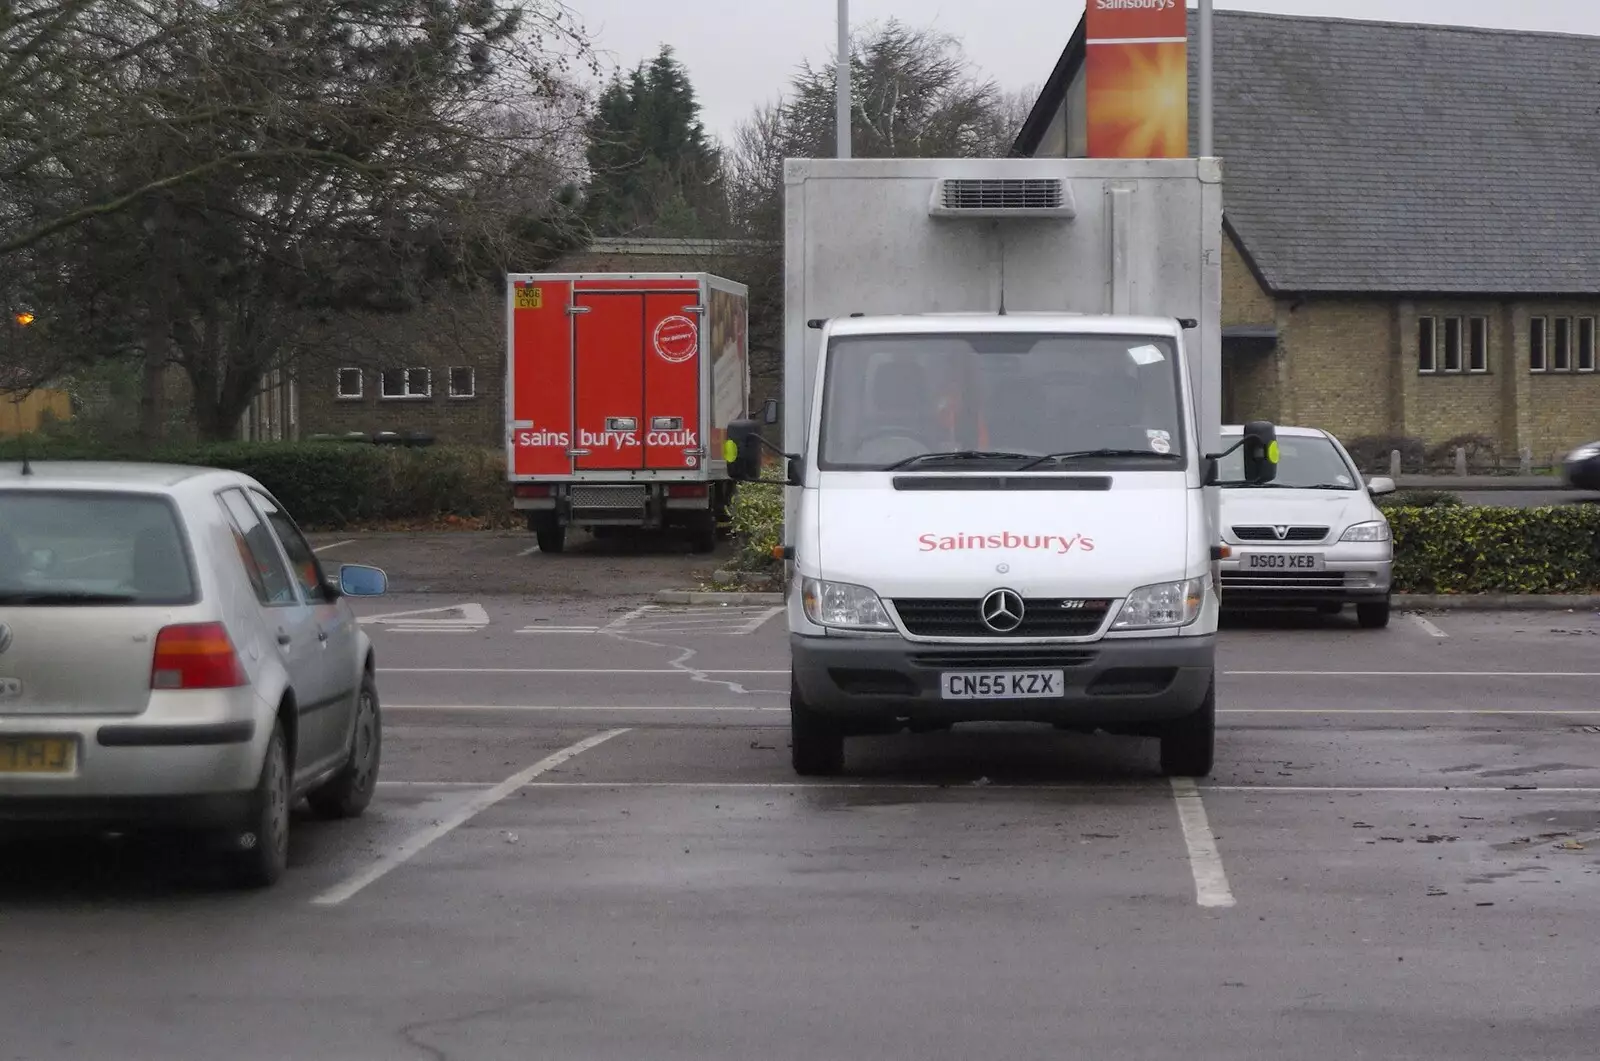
725,312,1279,778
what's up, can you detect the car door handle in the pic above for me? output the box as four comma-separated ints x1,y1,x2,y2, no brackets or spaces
277,631,292,646
317,629,329,643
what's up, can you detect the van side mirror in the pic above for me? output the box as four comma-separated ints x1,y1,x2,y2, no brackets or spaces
723,419,765,482
1240,420,1279,485
761,397,779,425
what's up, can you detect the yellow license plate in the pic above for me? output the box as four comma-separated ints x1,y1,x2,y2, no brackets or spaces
514,285,543,310
0,737,77,775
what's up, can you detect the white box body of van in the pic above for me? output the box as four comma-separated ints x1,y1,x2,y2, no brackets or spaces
780,157,1227,758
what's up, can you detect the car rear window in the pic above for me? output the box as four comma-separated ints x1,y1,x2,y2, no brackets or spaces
0,491,198,605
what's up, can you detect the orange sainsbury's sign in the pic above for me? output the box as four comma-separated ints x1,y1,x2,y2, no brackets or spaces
1085,0,1189,158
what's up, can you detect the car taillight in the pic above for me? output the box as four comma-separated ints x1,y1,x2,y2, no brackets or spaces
513,484,552,499
151,623,249,690
667,484,709,498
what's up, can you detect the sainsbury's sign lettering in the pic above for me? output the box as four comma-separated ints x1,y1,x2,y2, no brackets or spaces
515,427,699,450
918,532,1095,555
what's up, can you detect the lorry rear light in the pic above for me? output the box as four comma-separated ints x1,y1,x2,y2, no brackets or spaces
514,484,553,499
667,485,708,498
151,623,249,690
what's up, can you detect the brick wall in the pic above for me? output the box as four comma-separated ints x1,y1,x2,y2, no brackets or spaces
1221,234,1273,327
297,288,504,447
1518,300,1600,460
1276,297,1394,438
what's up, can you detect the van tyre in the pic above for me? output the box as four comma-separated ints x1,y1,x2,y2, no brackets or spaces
791,679,844,776
224,718,290,888
307,673,382,820
1357,598,1391,629
1159,679,1216,778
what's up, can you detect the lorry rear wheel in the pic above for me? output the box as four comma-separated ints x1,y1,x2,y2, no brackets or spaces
533,519,565,554
791,679,844,776
1159,678,1216,778
688,512,718,554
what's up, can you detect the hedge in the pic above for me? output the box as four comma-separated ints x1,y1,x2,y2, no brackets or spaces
725,490,1600,595
0,438,514,531
1387,505,1600,595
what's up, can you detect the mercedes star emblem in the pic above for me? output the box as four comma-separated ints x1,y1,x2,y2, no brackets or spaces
0,622,11,657
980,589,1025,633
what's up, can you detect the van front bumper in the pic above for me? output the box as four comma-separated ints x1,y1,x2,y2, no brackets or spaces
790,633,1215,731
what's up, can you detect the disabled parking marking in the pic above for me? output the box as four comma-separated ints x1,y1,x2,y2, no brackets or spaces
359,602,490,635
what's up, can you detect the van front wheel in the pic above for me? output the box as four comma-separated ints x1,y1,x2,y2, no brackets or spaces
1159,679,1216,778
791,680,844,776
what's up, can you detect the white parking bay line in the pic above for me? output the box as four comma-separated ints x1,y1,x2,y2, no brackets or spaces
1170,778,1236,909
1407,614,1449,638
313,539,356,554
310,728,629,906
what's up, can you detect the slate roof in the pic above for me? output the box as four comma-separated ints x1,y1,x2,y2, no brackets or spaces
1015,11,1600,296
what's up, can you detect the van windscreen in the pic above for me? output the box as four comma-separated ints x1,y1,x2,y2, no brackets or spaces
818,332,1186,471
0,492,197,605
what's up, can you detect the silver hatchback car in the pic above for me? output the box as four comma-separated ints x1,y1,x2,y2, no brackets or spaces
0,460,389,887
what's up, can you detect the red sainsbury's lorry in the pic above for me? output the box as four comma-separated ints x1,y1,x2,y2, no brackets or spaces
504,271,751,554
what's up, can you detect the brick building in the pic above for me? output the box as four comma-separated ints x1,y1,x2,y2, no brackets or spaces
284,237,764,447
1014,11,1600,465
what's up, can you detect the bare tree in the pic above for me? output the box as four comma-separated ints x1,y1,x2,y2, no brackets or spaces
722,20,1029,378
4,0,599,440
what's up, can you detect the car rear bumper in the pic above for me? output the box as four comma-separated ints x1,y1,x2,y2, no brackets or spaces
790,632,1215,731
0,689,270,813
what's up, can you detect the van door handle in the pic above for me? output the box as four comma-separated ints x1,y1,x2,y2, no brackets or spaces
317,629,330,643
277,631,292,646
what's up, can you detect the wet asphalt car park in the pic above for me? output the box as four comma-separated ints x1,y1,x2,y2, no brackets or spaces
2,534,1599,1060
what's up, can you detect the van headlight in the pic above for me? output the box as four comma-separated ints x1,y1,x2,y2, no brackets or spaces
801,578,893,630
1112,578,1205,630
1339,520,1391,542
1567,444,1600,462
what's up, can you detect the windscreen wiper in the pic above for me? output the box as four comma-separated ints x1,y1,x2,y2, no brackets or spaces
0,590,140,604
1015,449,1182,471
885,450,1037,470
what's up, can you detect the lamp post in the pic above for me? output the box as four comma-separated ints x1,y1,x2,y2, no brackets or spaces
836,0,850,159
1199,0,1214,156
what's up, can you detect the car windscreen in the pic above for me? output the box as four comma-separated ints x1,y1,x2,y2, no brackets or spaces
1217,435,1359,490
0,491,198,605
817,332,1186,470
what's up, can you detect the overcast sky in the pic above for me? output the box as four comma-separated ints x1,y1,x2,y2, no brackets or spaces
567,0,1600,146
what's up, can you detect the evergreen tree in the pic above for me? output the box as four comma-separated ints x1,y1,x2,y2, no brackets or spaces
583,46,725,237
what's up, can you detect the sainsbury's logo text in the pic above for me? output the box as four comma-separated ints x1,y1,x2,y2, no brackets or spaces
1094,0,1177,9
918,532,1095,555
515,428,699,450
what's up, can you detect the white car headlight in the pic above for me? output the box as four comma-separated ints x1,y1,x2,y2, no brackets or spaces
1112,577,1205,630
1340,519,1391,543
801,577,892,630
1567,445,1600,462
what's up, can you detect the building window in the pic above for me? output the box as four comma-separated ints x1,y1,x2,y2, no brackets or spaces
1554,317,1573,372
1418,317,1437,374
1530,317,1548,373
448,366,476,399
336,367,363,400
1441,317,1462,372
1468,317,1489,373
1581,318,1597,373
1418,315,1486,375
380,367,431,399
